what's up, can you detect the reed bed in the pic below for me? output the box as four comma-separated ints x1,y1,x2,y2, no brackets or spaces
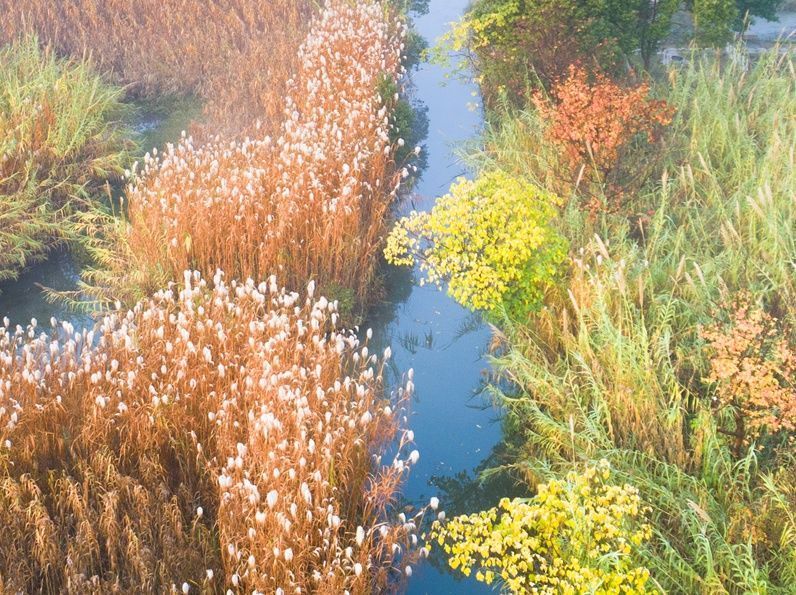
0,271,423,592
0,0,313,136
80,0,407,319
0,37,131,284
1,3,424,590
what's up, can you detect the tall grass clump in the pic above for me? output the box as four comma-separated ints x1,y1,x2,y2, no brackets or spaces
79,0,407,320
407,45,795,593
0,271,424,592
0,37,131,284
0,0,314,136
494,48,795,592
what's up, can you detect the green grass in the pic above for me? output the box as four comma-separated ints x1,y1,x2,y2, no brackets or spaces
0,37,133,284
460,46,796,593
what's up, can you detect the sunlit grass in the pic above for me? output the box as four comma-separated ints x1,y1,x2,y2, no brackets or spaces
0,0,314,136
0,37,133,285
474,46,796,592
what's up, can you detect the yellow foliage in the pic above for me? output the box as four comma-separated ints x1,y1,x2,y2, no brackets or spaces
428,461,654,594
385,171,567,315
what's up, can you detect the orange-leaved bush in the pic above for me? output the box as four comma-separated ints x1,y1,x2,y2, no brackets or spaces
0,271,423,593
533,65,674,213
702,294,796,453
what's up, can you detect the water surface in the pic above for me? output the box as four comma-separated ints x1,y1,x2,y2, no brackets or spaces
367,2,506,592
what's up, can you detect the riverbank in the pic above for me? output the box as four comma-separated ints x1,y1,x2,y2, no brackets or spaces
0,96,201,327
397,1,796,592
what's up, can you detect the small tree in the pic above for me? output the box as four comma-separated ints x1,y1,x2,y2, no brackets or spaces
638,0,682,68
688,0,784,45
691,0,740,45
702,295,796,454
440,0,681,101
737,0,784,24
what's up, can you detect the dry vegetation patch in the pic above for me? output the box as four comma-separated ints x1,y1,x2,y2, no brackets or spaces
0,272,421,592
80,0,407,318
0,0,314,136
0,2,425,591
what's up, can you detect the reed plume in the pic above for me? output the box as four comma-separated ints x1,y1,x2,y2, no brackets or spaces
0,272,422,592
80,0,408,320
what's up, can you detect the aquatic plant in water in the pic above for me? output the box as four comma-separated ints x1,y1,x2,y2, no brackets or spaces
0,271,424,592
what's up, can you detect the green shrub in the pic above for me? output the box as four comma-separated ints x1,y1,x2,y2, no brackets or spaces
385,170,567,316
0,37,132,283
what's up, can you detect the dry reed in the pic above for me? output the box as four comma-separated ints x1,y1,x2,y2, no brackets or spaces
0,4,423,589
0,271,423,593
81,0,408,318
0,0,314,135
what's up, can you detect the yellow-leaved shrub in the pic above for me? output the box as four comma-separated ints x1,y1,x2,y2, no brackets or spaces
428,460,654,594
385,170,567,316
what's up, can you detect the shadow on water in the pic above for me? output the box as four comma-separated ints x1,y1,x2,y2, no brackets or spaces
0,249,94,329
422,440,528,581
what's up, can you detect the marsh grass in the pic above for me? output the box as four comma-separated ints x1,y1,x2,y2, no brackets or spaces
0,272,425,592
74,0,408,322
0,0,314,136
465,45,796,592
0,37,133,285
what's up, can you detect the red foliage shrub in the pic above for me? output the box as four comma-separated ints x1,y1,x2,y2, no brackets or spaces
702,294,796,453
533,65,674,213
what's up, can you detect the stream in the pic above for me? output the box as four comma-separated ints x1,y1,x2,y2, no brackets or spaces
368,1,505,592
0,2,504,591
